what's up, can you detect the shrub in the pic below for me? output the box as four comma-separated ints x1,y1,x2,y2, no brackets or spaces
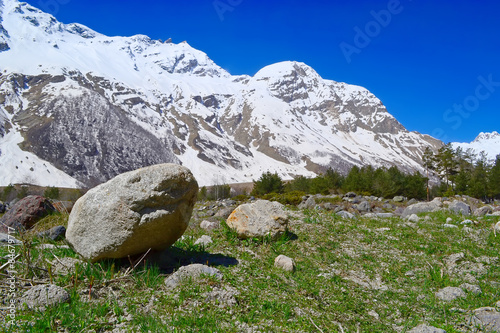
44,186,60,200
252,172,284,196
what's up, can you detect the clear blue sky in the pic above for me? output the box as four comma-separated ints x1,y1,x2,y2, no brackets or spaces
25,0,500,143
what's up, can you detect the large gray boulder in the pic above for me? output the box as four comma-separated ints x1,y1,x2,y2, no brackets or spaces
226,200,288,239
448,200,471,216
66,164,198,262
402,201,441,218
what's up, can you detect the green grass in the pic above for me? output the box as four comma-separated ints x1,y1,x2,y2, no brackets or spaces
1,204,499,332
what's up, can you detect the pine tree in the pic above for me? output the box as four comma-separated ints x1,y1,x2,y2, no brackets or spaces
488,155,500,199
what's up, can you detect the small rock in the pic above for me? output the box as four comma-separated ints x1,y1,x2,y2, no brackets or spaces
344,192,357,198
407,214,420,223
21,284,70,310
446,217,453,223
494,222,500,234
471,307,500,332
474,205,493,216
37,225,66,241
274,255,295,272
356,201,371,212
0,233,21,245
214,207,234,219
37,244,70,250
435,286,466,301
0,195,57,233
226,200,289,239
393,196,405,202
407,198,418,205
402,201,441,218
407,324,446,333
194,235,213,247
460,219,473,225
443,224,458,229
200,220,220,231
49,257,87,275
299,196,316,209
368,310,380,319
448,200,471,216
203,286,239,308
337,211,355,219
376,213,394,218
460,283,482,295
405,270,415,277
164,264,222,288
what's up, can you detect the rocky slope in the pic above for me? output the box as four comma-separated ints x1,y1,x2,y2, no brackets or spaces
0,0,442,187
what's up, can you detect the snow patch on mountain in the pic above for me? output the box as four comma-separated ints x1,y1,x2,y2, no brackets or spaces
452,131,500,161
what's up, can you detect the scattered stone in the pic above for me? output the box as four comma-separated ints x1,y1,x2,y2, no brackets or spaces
203,286,239,308
448,200,471,216
402,202,441,218
337,211,355,219
407,324,446,333
405,270,416,277
226,200,288,239
200,220,220,231
407,214,420,223
407,198,419,205
0,201,5,214
66,164,198,262
344,192,357,198
393,196,405,203
435,286,466,301
446,217,453,223
299,196,316,209
460,283,482,295
475,205,493,216
471,307,500,332
368,310,380,319
494,222,500,235
214,207,234,219
164,264,222,288
0,233,21,245
322,202,337,211
49,257,87,275
36,225,66,241
356,201,371,212
21,284,70,310
0,195,56,233
443,224,458,229
194,235,213,247
274,255,295,272
460,219,473,225
37,243,70,250
376,213,394,218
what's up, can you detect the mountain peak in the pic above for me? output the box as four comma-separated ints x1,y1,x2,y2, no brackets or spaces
473,131,500,143
254,61,319,81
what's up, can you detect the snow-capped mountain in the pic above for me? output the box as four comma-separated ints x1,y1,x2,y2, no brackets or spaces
0,0,442,188
452,131,500,162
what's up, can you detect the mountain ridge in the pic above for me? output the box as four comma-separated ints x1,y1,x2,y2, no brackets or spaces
0,0,443,188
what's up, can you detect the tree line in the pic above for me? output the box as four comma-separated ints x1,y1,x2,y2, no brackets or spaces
252,145,500,201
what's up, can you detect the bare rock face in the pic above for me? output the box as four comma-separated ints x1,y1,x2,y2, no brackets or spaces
66,164,198,262
0,195,56,233
226,200,288,239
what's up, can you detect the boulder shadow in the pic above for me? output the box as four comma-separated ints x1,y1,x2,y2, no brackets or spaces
146,247,239,274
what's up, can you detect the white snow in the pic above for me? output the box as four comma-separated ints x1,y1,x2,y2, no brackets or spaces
452,131,500,162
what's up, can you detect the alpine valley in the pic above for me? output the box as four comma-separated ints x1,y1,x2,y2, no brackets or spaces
0,0,445,188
